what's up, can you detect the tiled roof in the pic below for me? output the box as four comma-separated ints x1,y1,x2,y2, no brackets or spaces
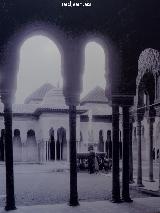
0,103,87,115
81,104,112,116
80,86,108,104
0,103,38,114
24,83,55,104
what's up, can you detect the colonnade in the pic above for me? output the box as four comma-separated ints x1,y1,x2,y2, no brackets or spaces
1,95,136,209
111,101,132,202
0,40,135,210
135,110,155,187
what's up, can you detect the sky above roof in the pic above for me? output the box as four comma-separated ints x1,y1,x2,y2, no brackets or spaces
16,35,106,104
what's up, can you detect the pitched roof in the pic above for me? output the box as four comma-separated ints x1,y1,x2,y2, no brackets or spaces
80,86,108,104
24,83,55,104
0,103,38,114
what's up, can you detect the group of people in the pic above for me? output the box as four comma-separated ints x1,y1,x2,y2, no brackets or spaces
89,153,112,174
77,152,112,174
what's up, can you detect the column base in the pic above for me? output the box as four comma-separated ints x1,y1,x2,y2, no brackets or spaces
122,197,133,203
69,200,79,206
149,179,155,182
5,205,16,211
111,198,122,203
137,183,144,187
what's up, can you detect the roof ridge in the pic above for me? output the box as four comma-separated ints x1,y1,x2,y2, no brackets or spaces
81,86,107,104
24,83,55,104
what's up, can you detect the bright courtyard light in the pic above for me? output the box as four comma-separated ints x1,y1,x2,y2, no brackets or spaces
16,37,106,103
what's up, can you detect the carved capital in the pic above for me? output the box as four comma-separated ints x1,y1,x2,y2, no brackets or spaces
65,95,80,106
1,92,14,106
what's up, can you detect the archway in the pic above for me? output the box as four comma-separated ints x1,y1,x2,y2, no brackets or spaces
106,130,112,158
16,35,62,103
26,129,38,162
13,129,22,162
57,127,67,160
98,130,104,152
49,128,55,160
135,48,159,184
81,40,107,153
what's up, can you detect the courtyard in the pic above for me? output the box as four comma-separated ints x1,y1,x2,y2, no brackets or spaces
0,161,154,207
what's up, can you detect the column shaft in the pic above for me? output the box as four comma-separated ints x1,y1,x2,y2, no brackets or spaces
148,118,154,182
112,104,121,202
69,105,79,206
137,119,143,186
3,98,16,210
122,106,132,201
129,121,134,183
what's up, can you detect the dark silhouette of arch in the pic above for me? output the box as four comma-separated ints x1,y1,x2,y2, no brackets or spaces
98,129,104,152
138,72,155,108
13,129,22,162
80,131,83,142
57,127,67,160
49,128,55,160
26,129,37,162
106,130,112,158
14,129,20,137
27,129,35,137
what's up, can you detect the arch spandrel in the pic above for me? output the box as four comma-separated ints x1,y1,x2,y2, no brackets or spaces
137,48,160,86
135,48,160,109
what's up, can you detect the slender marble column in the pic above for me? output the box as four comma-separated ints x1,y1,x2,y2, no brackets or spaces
55,130,57,161
69,105,79,206
148,117,154,182
137,115,144,187
1,94,16,210
129,120,134,183
112,104,121,202
122,106,132,202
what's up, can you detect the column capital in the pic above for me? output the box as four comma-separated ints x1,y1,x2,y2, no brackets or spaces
1,92,14,105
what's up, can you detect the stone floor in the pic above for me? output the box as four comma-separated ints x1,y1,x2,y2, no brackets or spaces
0,162,150,207
0,197,160,213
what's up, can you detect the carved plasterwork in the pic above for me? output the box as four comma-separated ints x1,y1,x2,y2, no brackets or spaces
137,48,160,86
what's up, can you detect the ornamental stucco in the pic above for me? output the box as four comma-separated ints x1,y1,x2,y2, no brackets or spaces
137,48,160,86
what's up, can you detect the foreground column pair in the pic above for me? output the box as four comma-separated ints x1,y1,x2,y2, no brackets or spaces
1,94,16,211
112,104,132,202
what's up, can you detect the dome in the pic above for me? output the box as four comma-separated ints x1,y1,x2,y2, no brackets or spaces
41,87,66,107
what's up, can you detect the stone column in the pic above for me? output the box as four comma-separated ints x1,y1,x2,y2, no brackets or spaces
112,104,121,202
136,114,144,187
129,119,134,183
55,130,57,161
148,117,154,182
1,93,16,210
122,106,132,202
69,105,79,206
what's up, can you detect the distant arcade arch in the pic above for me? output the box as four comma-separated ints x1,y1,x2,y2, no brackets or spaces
98,129,104,152
49,128,55,160
13,129,22,162
26,129,38,162
57,127,67,160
